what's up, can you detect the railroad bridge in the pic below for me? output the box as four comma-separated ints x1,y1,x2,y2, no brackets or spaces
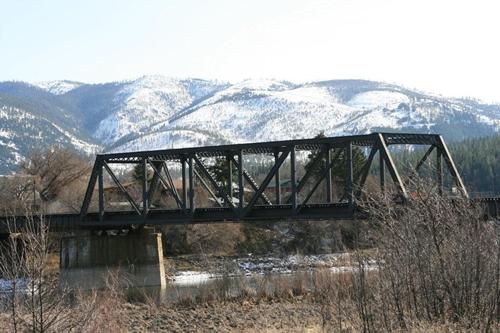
1,132,498,290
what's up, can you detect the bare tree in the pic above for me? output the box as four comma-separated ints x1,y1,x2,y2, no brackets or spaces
20,147,91,202
0,215,100,332
0,176,35,214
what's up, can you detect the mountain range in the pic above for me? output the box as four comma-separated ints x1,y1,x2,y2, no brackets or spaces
0,75,499,174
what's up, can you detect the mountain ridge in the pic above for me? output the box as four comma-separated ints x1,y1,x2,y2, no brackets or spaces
0,76,498,173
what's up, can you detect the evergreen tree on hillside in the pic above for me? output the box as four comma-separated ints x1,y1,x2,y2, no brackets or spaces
132,163,153,184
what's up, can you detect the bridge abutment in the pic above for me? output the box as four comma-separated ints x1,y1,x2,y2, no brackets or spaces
59,229,166,290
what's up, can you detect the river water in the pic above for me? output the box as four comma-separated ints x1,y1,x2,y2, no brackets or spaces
130,253,378,304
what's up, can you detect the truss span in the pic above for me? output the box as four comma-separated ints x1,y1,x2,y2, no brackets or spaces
1,132,478,232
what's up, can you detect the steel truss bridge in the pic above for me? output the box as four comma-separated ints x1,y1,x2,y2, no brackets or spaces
1,133,498,232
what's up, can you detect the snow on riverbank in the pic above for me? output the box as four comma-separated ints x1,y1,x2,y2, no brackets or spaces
168,253,378,286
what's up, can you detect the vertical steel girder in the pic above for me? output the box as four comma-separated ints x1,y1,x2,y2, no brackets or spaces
98,162,104,221
437,148,443,196
181,158,187,210
346,142,353,204
188,157,195,213
274,150,281,204
379,148,385,193
237,151,244,210
290,146,297,211
142,158,148,217
227,154,233,205
326,148,332,203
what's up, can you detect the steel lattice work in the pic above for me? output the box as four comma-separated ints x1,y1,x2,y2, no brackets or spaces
72,132,467,228
1,132,482,232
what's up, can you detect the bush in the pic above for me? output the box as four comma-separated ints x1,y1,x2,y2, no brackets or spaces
355,179,500,330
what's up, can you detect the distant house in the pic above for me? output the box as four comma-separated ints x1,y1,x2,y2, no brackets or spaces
103,181,136,195
266,179,293,194
102,181,137,208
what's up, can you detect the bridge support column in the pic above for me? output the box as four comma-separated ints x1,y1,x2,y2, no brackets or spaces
59,229,166,290
0,233,24,278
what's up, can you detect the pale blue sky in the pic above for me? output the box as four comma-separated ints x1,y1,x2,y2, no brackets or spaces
1,0,499,101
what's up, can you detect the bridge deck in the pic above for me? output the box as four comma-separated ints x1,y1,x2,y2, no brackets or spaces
0,203,356,232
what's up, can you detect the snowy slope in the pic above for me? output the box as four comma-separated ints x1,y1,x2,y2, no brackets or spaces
0,104,99,173
94,76,228,145
33,80,83,95
110,78,500,152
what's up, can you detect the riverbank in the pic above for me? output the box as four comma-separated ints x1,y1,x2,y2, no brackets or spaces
123,298,325,333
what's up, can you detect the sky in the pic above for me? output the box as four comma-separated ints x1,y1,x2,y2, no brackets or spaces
1,0,500,102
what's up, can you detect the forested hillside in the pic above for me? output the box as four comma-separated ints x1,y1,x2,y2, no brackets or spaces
449,135,499,196
391,135,499,196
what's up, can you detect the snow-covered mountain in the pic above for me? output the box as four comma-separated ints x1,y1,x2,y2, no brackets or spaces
0,76,499,173
94,75,228,145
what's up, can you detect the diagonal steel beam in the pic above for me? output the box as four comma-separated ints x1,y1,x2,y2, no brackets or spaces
436,135,469,198
240,149,290,218
147,161,163,207
102,161,141,214
297,149,343,212
162,161,181,203
378,134,408,199
230,156,272,205
193,155,237,210
80,158,101,218
404,145,436,188
193,168,224,208
415,145,435,172
148,160,183,209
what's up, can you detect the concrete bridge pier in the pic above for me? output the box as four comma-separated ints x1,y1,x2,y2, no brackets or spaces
0,233,24,278
59,228,166,290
